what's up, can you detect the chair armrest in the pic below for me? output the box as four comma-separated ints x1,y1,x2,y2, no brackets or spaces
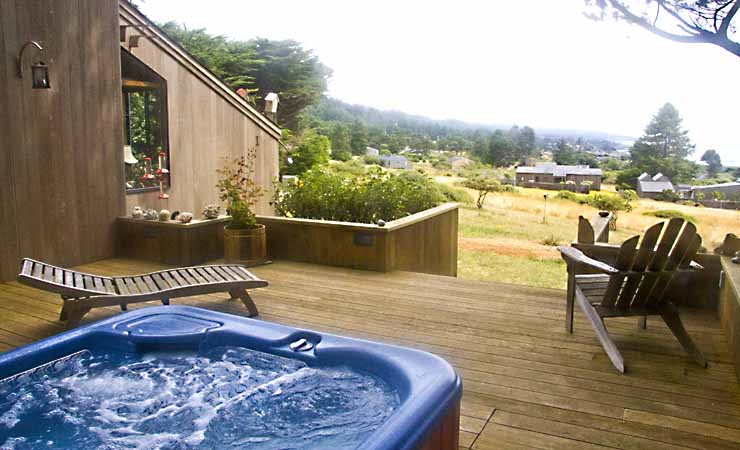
688,260,704,271
558,246,620,275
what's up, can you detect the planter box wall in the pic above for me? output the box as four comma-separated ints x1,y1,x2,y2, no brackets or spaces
720,257,740,382
116,216,228,266
257,203,459,276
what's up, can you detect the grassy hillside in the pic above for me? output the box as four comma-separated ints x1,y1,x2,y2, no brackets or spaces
438,177,739,289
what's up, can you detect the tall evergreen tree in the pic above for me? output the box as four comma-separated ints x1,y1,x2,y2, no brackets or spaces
700,149,723,176
630,103,696,180
477,131,518,167
158,23,331,130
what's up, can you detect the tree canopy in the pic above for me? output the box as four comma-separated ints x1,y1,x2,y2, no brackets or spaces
159,22,331,130
700,149,723,175
629,103,696,180
586,1,740,57
473,127,538,167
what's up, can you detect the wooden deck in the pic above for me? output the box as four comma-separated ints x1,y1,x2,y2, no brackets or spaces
1,258,740,450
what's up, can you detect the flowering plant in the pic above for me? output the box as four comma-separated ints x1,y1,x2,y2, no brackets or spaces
216,148,264,229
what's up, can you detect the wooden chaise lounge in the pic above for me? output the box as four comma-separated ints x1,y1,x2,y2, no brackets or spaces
17,258,268,329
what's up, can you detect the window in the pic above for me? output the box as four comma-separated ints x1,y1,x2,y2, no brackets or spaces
121,49,170,193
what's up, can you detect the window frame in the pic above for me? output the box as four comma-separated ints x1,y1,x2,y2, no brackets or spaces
121,48,171,195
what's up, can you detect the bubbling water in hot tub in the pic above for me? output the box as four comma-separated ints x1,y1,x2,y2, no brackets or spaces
0,346,400,450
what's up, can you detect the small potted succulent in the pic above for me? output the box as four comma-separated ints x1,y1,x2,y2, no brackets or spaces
216,149,266,265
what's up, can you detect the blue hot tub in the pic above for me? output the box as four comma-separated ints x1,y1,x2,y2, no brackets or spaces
0,306,461,450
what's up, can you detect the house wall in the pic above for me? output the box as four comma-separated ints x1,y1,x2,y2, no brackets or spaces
0,0,125,282
564,174,601,190
119,4,280,217
516,173,601,191
691,184,740,199
0,1,280,282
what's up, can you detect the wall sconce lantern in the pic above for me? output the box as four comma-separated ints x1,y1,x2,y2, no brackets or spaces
31,61,50,89
16,41,50,89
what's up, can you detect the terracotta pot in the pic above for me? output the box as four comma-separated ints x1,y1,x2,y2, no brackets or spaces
224,225,266,265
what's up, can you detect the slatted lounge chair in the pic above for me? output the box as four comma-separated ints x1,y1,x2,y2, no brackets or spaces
558,218,707,373
17,258,268,329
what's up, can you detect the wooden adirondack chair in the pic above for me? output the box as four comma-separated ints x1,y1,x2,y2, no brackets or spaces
558,218,707,373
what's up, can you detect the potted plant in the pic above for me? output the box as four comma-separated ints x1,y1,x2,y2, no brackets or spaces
217,149,266,265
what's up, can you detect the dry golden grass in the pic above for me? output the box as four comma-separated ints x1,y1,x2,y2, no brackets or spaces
443,177,738,288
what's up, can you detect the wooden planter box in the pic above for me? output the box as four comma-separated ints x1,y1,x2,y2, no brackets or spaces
720,256,740,382
116,216,230,266
257,203,459,276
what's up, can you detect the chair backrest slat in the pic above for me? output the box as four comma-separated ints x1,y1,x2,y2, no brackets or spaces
653,233,702,306
614,222,664,309
577,216,595,244
600,235,639,308
631,218,685,309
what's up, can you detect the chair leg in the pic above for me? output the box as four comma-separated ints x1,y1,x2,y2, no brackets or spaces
64,303,91,330
230,288,259,317
565,268,576,334
660,304,707,368
59,298,69,321
575,289,625,373
638,316,647,330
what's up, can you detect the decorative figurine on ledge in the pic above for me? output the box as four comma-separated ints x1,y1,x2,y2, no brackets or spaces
202,204,221,220
131,206,143,219
158,209,171,221
142,209,158,220
178,212,193,224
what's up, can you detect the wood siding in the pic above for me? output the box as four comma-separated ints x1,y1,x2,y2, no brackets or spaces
0,0,125,282
119,5,280,218
0,1,279,282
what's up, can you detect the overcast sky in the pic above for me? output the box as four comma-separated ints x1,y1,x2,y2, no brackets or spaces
139,0,740,164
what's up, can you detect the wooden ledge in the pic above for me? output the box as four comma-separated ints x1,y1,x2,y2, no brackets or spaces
257,203,459,234
117,215,231,229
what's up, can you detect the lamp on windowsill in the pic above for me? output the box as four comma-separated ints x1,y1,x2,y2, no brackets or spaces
17,41,51,89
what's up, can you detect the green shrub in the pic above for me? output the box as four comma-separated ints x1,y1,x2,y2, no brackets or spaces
273,167,444,223
436,183,473,204
619,189,639,201
642,210,696,223
363,155,381,165
556,190,577,201
433,161,452,170
541,235,560,246
331,159,366,176
462,176,511,209
331,149,352,162
655,189,680,202
588,193,632,213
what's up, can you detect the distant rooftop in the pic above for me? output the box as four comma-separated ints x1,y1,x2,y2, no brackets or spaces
692,181,740,190
516,162,602,176
639,180,674,193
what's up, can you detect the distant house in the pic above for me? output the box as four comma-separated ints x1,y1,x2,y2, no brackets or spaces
379,154,412,170
675,184,693,199
691,182,740,199
447,156,472,169
636,173,674,199
400,146,425,156
515,163,602,191
366,147,380,157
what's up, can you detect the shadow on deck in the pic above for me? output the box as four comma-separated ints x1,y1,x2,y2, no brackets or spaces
1,258,739,449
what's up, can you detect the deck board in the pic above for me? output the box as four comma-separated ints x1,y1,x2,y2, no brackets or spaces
0,258,739,450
